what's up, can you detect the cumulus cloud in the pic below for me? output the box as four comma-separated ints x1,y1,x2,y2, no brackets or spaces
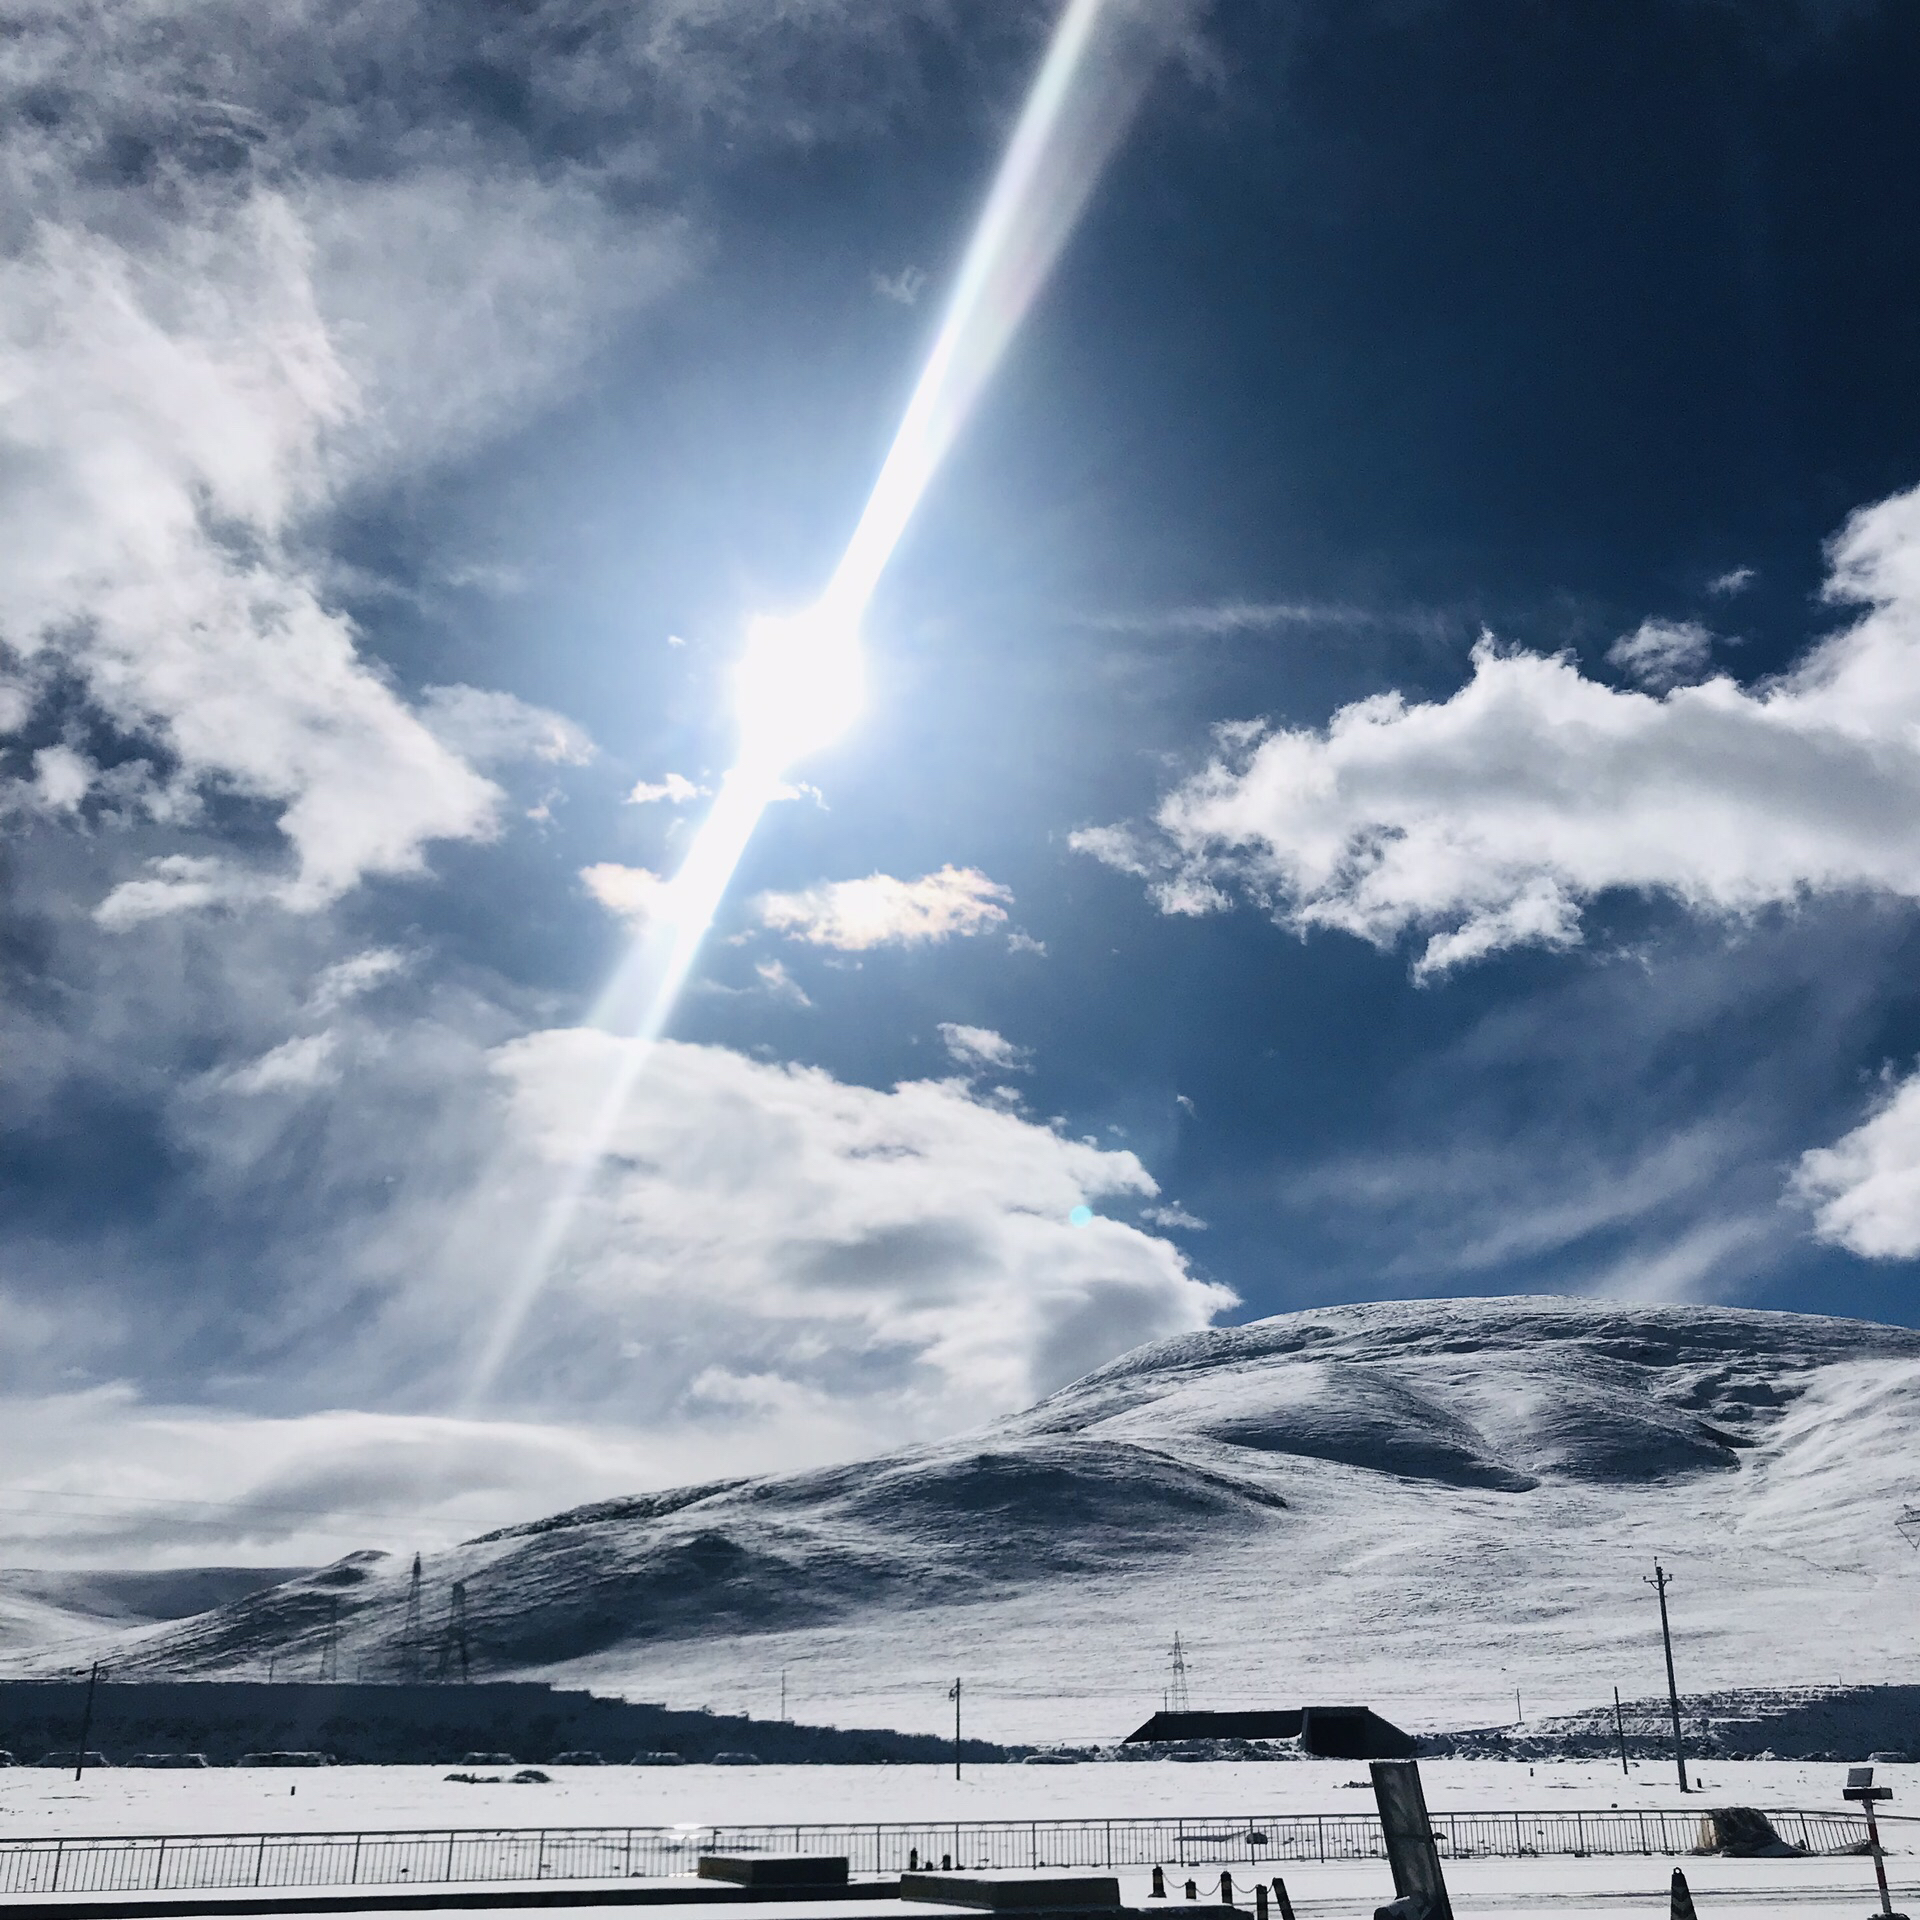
938,1022,1030,1072
1606,618,1715,689
626,773,703,806
757,866,1014,949
1709,566,1756,596
1077,485,1920,979
488,1031,1233,1422
580,862,666,927
417,685,594,768
1793,1071,1920,1259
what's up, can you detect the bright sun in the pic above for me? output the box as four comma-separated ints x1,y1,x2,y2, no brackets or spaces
733,600,866,778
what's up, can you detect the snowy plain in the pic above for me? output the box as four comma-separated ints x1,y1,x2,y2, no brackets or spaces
0,1758,1908,1836
0,1763,1911,1920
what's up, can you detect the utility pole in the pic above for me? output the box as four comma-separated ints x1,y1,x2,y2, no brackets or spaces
1613,1686,1629,1775
72,1662,102,1783
948,1678,962,1781
1644,1561,1689,1793
780,1669,787,1723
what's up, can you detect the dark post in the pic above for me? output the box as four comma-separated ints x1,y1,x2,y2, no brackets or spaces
1669,1868,1696,1920
1613,1687,1629,1776
1645,1562,1689,1793
1369,1758,1454,1920
1842,1767,1908,1919
72,1661,102,1782
947,1678,961,1780
1272,1881,1295,1920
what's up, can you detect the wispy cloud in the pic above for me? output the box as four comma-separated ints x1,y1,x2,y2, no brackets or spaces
1606,618,1715,689
938,1023,1030,1072
872,264,928,305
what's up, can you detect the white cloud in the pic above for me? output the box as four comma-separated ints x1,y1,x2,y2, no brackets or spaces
0,203,508,916
872,265,928,305
580,861,666,927
1605,617,1715,689
758,866,1013,949
0,1389,678,1566
307,947,410,1015
95,856,249,930
938,1022,1030,1072
486,1031,1234,1425
1077,485,1920,978
218,1032,340,1096
1793,1070,1920,1259
626,773,703,805
1709,566,1756,596
1141,1202,1207,1230
417,684,594,767
754,958,812,1007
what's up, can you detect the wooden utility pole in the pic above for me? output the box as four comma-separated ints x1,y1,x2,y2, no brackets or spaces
1613,1686,1629,1775
947,1678,962,1780
1645,1562,1689,1793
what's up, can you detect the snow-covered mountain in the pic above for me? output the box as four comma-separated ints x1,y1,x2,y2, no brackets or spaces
19,1298,1920,1744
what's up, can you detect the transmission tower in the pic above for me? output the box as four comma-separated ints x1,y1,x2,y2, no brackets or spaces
317,1597,340,1683
400,1553,424,1683
1168,1632,1192,1714
434,1581,472,1683
1897,1506,1920,1552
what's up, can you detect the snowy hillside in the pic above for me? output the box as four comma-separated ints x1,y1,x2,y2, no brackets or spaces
19,1299,1920,1745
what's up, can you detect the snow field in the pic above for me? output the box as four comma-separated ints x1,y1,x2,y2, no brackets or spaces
0,1759,1908,1838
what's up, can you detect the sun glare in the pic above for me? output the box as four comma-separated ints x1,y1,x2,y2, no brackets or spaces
734,600,866,777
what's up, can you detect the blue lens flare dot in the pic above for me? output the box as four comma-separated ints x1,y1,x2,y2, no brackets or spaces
1069,1205,1094,1227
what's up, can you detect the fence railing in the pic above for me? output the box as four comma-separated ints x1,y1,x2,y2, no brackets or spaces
0,1809,1886,1898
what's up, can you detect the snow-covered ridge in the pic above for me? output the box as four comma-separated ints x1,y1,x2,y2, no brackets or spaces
11,1298,1920,1745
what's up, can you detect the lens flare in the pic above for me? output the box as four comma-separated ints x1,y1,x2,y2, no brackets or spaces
465,0,1173,1405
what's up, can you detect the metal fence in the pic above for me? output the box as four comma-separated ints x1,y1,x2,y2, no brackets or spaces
0,1809,1886,1898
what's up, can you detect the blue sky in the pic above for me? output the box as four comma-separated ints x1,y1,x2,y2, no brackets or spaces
3,0,1920,1563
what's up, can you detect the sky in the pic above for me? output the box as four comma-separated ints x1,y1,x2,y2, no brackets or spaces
3,0,1920,1568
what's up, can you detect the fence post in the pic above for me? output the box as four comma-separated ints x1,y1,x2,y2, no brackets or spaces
444,1833,456,1884
1575,1813,1584,1854
350,1834,362,1886
253,1837,267,1888
51,1841,65,1895
154,1837,166,1893
1316,1817,1325,1864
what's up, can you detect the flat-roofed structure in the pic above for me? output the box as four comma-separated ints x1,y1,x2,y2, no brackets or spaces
1121,1705,1415,1759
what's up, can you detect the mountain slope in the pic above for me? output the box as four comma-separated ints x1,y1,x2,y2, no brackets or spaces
27,1298,1920,1743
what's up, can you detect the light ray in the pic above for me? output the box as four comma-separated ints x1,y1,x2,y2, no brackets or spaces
464,0,1172,1406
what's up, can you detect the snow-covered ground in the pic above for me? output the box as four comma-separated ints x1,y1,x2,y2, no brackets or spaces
0,1760,1912,1920
11,1301,1920,1751
0,1759,1910,1837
